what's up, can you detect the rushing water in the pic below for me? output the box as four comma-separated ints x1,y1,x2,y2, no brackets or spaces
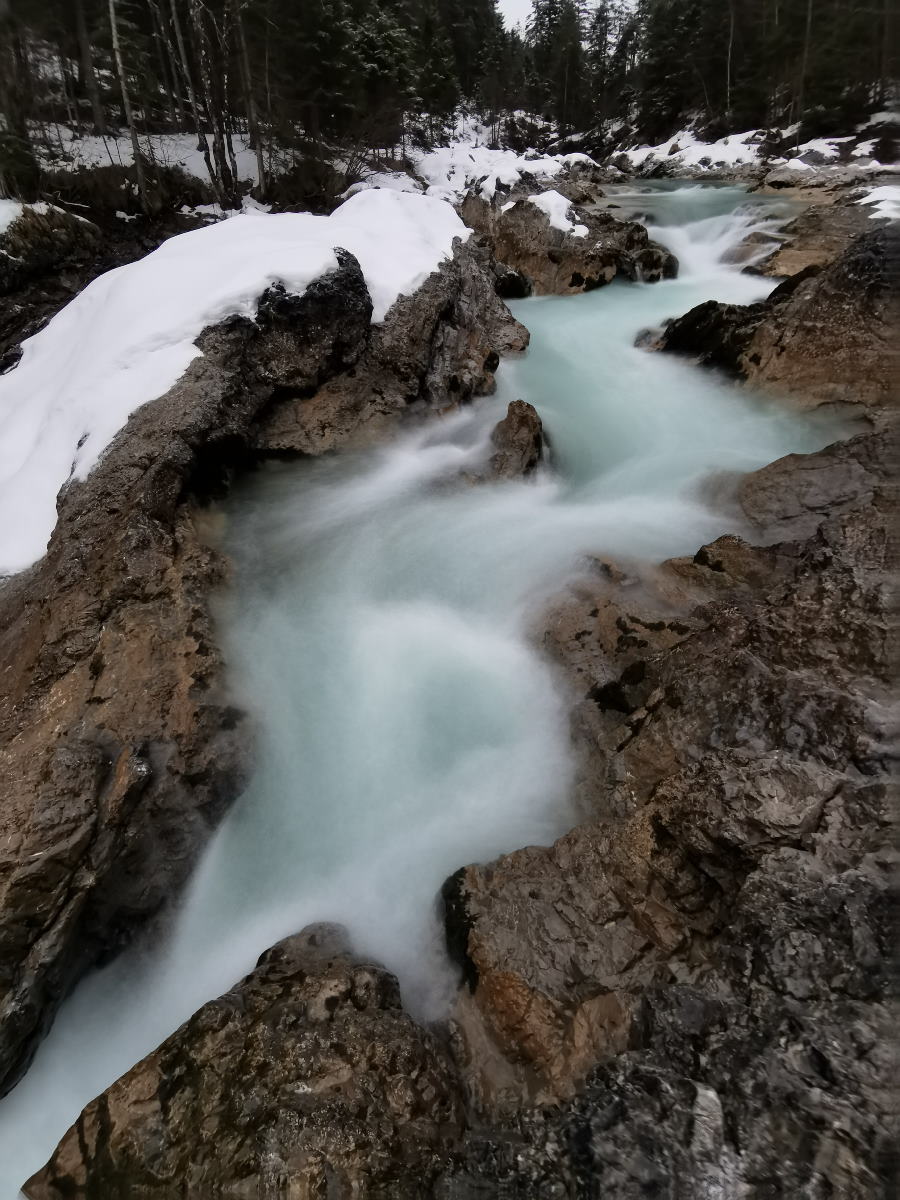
0,184,838,1194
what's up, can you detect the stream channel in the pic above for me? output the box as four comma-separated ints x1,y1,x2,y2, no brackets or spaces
0,182,842,1194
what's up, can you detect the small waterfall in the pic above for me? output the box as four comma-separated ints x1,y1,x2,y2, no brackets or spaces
0,183,834,1197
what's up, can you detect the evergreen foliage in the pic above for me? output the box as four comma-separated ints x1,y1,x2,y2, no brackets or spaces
0,0,894,201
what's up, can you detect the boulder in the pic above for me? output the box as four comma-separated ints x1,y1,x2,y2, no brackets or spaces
758,200,874,276
257,241,528,455
460,193,677,295
488,400,544,479
0,204,99,295
24,925,464,1199
657,229,892,417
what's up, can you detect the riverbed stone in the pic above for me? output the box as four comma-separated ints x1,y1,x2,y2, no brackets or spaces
23,924,464,1199
460,193,677,294
658,227,893,417
488,400,545,478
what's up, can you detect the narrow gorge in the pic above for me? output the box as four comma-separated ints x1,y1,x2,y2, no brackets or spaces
0,168,893,1199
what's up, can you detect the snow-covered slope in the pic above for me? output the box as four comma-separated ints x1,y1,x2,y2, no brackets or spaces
620,124,897,178
413,143,597,202
0,190,468,576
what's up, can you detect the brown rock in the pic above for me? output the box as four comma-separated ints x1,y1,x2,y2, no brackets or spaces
488,400,544,479
24,925,464,1199
658,227,893,417
759,197,875,276
0,204,99,295
460,193,677,295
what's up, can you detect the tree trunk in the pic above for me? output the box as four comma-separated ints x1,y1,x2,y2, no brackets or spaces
726,0,735,115
108,0,149,212
156,0,188,129
0,2,40,199
795,0,813,143
170,0,215,180
189,0,236,204
232,0,266,193
148,0,180,129
74,0,106,133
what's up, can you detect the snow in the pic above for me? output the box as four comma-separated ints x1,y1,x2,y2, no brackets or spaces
0,200,24,237
179,196,272,222
621,129,766,171
341,171,424,199
35,128,263,185
0,190,468,575
0,199,90,240
855,184,900,220
414,142,597,203
526,190,588,237
621,124,899,177
856,111,899,130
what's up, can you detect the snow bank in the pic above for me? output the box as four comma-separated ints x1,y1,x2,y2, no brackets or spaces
341,171,424,199
36,128,263,185
526,190,588,237
0,190,468,575
414,142,597,203
856,184,900,220
621,129,767,172
621,126,897,176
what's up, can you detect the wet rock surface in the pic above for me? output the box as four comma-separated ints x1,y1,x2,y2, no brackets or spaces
461,193,677,295
488,400,545,479
436,213,895,1193
24,924,464,1199
0,240,525,1097
657,226,893,416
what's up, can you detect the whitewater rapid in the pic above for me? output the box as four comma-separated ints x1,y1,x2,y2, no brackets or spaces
0,184,837,1194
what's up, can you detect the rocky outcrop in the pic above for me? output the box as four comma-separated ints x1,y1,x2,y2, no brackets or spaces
657,227,893,416
24,924,464,1199
258,241,527,454
0,241,527,1096
0,204,100,295
442,461,892,1192
488,400,545,479
461,193,677,295
437,220,894,1193
756,196,875,276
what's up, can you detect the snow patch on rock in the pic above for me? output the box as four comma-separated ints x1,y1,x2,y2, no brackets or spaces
0,189,468,575
856,184,900,220
526,190,588,237
414,142,597,203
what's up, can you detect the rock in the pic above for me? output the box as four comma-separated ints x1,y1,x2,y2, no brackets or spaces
0,240,528,1095
24,924,464,1199
488,400,544,479
657,229,892,416
0,204,100,295
460,193,677,295
719,228,784,267
758,200,873,276
257,241,529,455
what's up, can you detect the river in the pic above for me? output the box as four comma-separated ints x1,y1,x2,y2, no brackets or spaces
0,183,837,1194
